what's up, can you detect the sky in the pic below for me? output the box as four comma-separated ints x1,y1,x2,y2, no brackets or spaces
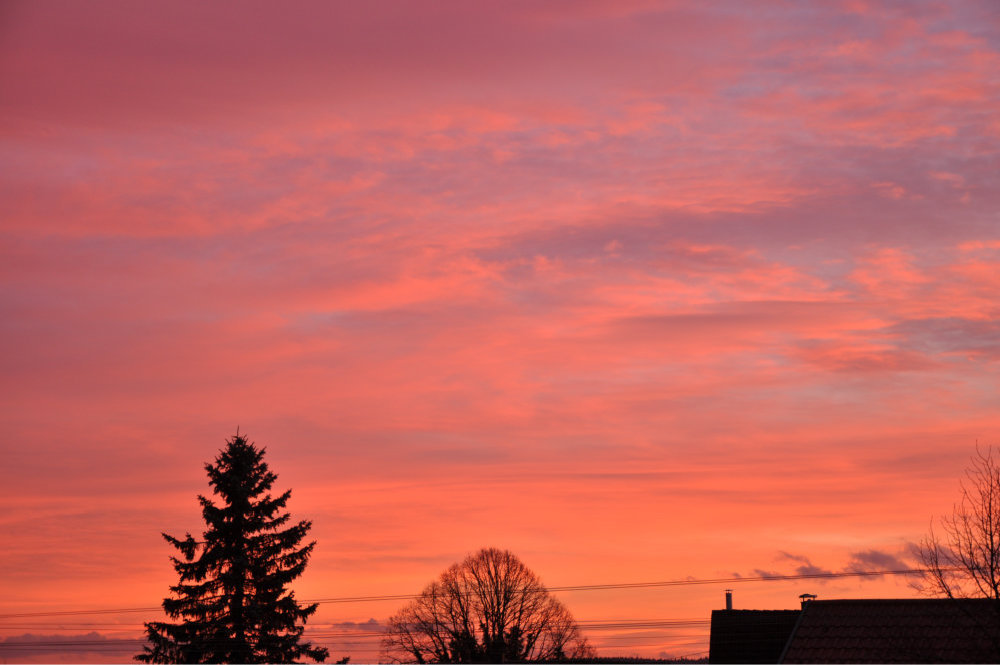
1,0,999,661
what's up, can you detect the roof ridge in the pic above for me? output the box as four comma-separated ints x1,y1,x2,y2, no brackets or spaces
809,597,997,603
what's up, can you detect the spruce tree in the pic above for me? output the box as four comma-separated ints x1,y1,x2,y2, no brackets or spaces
137,432,330,664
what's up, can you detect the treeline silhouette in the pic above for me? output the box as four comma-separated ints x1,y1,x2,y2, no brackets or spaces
12,431,953,664
131,433,600,664
130,432,712,664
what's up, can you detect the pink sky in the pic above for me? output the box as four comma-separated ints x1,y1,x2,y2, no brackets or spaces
2,0,1000,661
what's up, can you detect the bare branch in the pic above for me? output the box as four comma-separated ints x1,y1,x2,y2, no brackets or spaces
918,445,1000,601
382,547,594,663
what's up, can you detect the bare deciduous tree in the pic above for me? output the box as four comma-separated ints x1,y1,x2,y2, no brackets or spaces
918,445,1000,599
382,547,594,663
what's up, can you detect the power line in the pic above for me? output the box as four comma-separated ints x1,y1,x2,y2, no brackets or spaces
0,565,923,655
0,627,716,656
0,606,160,619
8,628,828,656
0,617,730,655
546,568,939,592
0,623,712,644
0,620,712,640
0,567,940,620
0,620,711,631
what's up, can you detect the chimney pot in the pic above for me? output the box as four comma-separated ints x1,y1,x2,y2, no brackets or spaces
725,589,733,610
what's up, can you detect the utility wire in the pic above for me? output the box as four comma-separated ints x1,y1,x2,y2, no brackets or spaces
0,567,942,620
2,564,931,657
547,568,931,591
0,619,713,641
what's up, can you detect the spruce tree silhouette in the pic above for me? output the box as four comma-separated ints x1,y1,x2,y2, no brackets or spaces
136,432,330,664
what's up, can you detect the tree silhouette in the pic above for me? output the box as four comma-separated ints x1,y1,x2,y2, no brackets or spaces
382,547,594,663
136,432,330,664
918,444,1000,599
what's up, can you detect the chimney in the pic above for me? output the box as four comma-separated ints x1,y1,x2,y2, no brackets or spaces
799,593,817,608
725,589,733,610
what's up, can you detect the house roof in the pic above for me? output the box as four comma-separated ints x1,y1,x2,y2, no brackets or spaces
780,598,1000,663
709,609,801,664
